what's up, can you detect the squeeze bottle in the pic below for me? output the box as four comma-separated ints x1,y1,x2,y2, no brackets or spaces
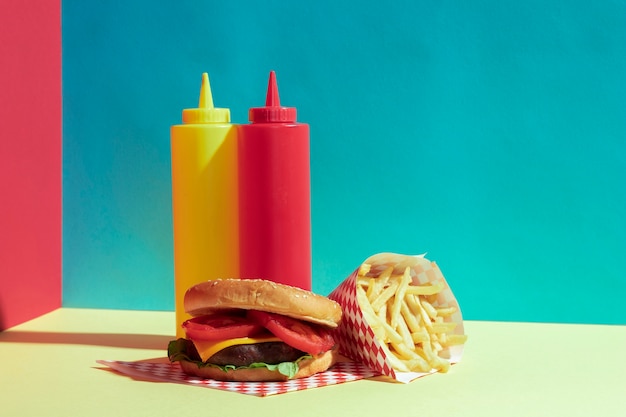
170,73,238,336
238,71,312,290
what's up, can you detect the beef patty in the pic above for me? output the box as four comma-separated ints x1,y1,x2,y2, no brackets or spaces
209,342,306,367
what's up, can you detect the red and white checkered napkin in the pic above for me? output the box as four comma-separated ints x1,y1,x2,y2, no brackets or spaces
328,253,465,384
96,359,376,397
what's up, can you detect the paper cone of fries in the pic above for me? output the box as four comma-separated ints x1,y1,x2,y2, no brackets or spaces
328,253,466,383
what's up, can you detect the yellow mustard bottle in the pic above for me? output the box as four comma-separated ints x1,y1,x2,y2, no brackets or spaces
170,73,238,337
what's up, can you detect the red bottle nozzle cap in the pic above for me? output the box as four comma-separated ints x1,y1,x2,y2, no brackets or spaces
249,71,297,123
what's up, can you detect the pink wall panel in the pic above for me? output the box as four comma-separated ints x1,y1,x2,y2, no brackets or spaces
0,0,62,330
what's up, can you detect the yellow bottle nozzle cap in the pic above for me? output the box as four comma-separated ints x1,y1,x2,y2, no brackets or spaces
182,73,230,124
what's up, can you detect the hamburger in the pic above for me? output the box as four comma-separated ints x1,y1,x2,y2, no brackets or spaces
168,279,343,381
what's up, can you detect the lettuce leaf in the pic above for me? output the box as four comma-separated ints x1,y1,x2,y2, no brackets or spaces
167,338,310,380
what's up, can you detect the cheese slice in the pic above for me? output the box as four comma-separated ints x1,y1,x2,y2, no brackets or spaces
192,335,282,362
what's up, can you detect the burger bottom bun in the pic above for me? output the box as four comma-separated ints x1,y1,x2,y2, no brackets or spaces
178,347,339,382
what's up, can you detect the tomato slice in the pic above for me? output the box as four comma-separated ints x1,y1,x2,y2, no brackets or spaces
247,310,336,355
182,312,264,341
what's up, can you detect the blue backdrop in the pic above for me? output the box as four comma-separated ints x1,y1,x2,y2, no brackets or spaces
62,0,626,324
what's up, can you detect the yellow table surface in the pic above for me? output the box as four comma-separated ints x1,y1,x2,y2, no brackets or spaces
1,308,624,417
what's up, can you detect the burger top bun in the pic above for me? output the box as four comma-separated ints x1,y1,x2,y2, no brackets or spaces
184,279,342,328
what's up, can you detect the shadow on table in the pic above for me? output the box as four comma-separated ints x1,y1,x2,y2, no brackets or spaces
0,330,173,350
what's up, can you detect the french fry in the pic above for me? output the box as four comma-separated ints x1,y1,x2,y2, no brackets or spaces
370,266,393,302
432,322,457,333
381,319,403,345
371,279,399,311
411,329,429,343
365,277,376,300
390,267,411,329
377,301,388,324
441,334,468,347
358,263,371,276
403,356,431,373
355,258,466,375
420,299,439,320
379,342,410,372
435,306,458,317
414,298,433,330
405,280,445,295
390,341,416,360
400,300,422,333
395,309,415,350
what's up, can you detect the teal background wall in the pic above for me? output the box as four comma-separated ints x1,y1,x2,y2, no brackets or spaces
62,1,626,324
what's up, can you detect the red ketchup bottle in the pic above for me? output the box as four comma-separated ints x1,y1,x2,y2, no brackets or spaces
238,71,311,290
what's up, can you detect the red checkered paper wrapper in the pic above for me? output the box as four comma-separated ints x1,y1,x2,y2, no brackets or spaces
96,358,376,396
328,252,466,383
